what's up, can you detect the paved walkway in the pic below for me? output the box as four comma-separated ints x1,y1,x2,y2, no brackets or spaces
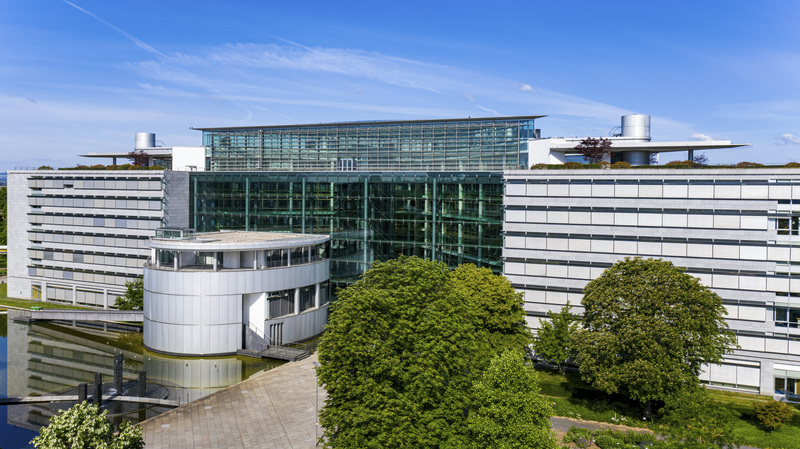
141,356,760,449
140,354,325,448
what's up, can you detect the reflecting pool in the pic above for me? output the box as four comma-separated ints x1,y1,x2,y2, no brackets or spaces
0,310,285,449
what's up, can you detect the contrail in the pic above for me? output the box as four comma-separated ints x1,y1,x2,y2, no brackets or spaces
63,1,166,58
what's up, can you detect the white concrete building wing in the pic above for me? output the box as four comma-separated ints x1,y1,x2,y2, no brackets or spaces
7,170,189,308
503,169,800,399
143,230,330,356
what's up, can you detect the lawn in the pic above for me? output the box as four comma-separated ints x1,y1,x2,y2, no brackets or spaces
536,367,800,449
0,283,91,310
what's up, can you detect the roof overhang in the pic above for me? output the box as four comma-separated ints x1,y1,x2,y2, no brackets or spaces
547,140,749,154
192,115,547,132
81,148,174,158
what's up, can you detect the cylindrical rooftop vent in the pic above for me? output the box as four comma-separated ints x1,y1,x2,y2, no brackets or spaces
135,132,156,150
621,114,650,141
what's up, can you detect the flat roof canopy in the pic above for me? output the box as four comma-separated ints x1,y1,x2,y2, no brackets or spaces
193,115,546,131
549,140,749,154
147,231,330,251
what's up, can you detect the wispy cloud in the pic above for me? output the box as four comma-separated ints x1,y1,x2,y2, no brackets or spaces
475,104,501,116
691,133,712,141
779,133,800,145
63,1,166,58
188,42,446,93
130,40,634,126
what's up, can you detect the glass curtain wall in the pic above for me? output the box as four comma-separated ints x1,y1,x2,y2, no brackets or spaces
200,118,537,172
190,172,503,291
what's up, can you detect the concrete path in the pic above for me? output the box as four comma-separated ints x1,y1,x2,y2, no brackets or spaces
140,354,324,449
140,356,760,449
550,416,651,434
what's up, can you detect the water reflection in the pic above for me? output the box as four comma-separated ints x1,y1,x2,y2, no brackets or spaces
3,309,284,435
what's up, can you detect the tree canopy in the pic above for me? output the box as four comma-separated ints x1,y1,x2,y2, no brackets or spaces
316,256,533,448
467,350,557,449
452,264,532,369
31,401,143,449
114,278,143,310
573,257,737,418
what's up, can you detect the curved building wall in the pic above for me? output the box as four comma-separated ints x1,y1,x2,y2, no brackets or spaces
144,261,329,356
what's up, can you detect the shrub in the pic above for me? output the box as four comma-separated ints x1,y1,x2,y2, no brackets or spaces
563,161,583,169
664,160,695,167
531,163,549,170
735,161,764,168
31,401,143,448
783,162,800,168
37,165,54,170
611,161,631,169
599,161,611,169
659,388,739,446
753,400,795,430
594,434,620,448
563,428,656,449
562,427,593,447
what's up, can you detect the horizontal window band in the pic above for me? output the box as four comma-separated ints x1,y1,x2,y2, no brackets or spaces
511,283,584,294
505,205,772,216
28,230,151,239
504,231,770,247
505,258,770,277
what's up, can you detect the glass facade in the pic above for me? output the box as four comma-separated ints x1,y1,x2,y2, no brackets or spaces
199,116,539,172
190,171,504,289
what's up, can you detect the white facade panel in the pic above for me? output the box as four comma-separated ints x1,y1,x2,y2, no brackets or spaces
662,184,688,198
590,240,614,253
506,183,526,196
639,185,662,197
570,184,592,197
638,213,662,227
591,212,615,225
741,185,768,199
715,185,741,199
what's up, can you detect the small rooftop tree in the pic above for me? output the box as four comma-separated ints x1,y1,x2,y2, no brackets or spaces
575,137,612,164
128,150,149,167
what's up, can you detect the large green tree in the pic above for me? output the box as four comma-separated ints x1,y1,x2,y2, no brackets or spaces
316,256,532,448
532,302,577,374
31,401,143,449
573,257,737,419
467,350,557,449
452,264,531,369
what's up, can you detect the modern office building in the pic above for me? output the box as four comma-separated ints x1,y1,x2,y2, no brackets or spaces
6,170,190,307
143,229,330,355
9,117,535,304
503,169,800,398
187,116,540,288
17,113,797,399
13,114,744,302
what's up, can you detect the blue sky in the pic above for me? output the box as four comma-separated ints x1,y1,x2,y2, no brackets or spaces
1,0,799,171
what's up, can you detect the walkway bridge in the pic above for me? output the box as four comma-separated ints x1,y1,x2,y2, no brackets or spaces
14,309,143,323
